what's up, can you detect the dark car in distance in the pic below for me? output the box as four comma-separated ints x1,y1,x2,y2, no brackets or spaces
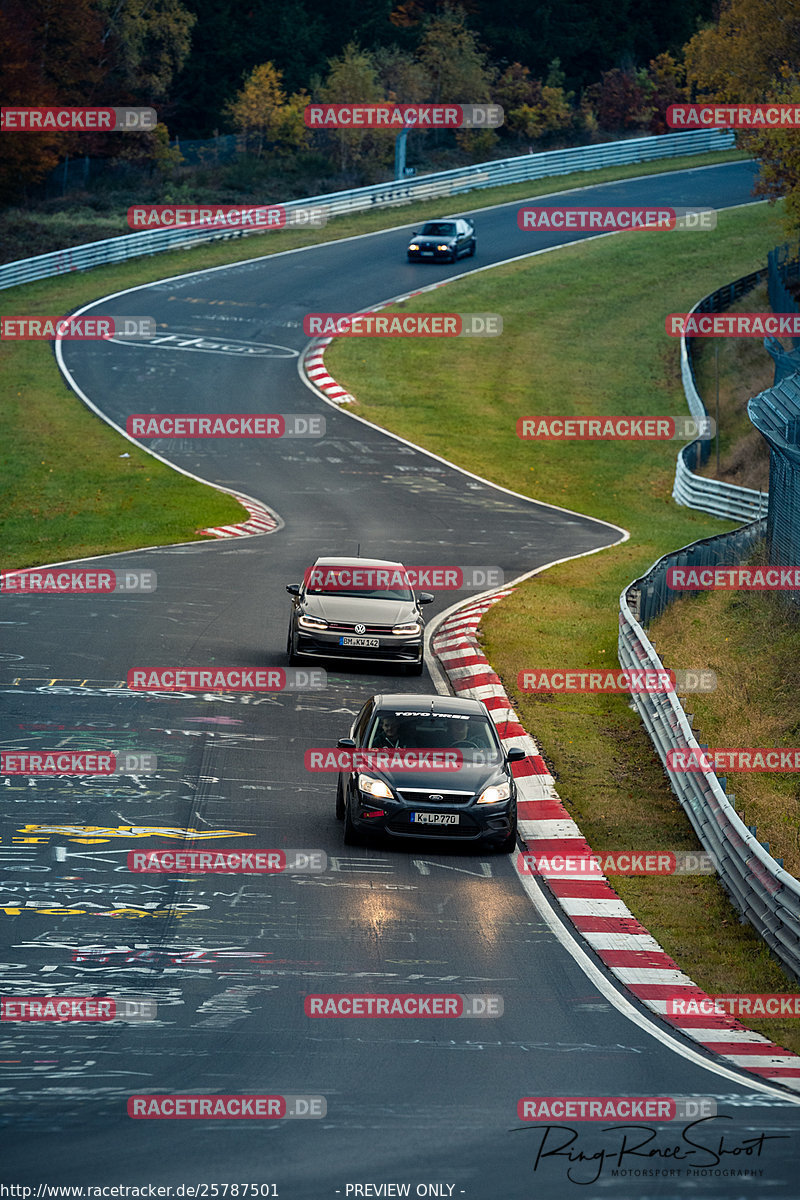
407,217,476,262
286,557,433,675
335,693,524,851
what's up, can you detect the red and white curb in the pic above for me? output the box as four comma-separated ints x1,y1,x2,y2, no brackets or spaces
303,338,356,405
198,489,280,539
433,587,800,1094
302,286,439,405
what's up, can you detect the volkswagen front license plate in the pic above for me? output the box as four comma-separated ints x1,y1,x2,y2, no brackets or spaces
340,636,380,648
411,812,458,825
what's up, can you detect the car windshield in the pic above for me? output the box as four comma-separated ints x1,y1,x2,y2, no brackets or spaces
305,565,413,602
419,222,455,236
366,712,501,758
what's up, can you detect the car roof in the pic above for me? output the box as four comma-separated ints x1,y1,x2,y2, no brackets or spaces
312,556,406,570
371,693,489,716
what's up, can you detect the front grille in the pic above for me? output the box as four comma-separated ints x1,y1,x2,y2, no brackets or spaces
396,788,474,805
326,621,392,635
386,815,479,837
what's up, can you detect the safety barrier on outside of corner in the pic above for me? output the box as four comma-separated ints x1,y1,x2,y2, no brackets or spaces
619,518,800,984
0,129,735,291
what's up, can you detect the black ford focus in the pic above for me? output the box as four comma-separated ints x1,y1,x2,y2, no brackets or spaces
335,693,524,852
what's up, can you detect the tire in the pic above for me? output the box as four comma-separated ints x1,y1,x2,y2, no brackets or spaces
335,775,345,820
493,822,518,854
286,627,301,666
343,796,364,845
468,239,476,257
405,657,424,676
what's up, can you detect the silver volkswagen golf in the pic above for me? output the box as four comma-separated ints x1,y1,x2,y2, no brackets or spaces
286,557,434,675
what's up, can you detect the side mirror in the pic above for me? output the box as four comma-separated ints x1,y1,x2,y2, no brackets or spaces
506,747,526,762
286,583,300,596
418,592,435,605
337,737,357,749
410,231,416,237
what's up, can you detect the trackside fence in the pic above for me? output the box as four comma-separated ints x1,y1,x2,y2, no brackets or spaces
0,129,735,291
768,242,800,346
619,521,800,983
673,270,770,520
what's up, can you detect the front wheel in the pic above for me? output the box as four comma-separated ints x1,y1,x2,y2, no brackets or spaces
286,627,301,666
343,796,364,845
468,239,476,257
335,775,345,820
405,657,424,676
493,823,518,854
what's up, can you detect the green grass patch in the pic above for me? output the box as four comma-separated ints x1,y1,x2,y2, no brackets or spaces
0,149,748,570
327,200,800,1052
650,582,800,876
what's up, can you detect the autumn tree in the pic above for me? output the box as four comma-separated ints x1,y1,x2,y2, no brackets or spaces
95,0,196,104
646,53,686,134
495,61,574,144
0,0,105,198
684,0,800,233
316,44,388,173
225,62,309,157
584,66,653,134
416,4,497,153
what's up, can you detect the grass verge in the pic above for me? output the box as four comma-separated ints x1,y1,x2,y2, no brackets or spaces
0,149,748,570
326,200,800,1054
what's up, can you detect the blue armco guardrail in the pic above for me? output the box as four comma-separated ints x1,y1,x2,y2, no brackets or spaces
673,270,770,521
0,129,735,291
620,522,800,984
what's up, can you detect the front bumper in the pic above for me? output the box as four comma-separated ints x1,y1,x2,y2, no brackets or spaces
296,630,422,664
350,791,516,843
407,246,454,261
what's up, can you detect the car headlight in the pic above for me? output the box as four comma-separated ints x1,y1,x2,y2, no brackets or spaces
408,243,419,250
476,780,511,805
436,244,449,251
358,774,394,800
392,621,420,636
298,613,329,631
